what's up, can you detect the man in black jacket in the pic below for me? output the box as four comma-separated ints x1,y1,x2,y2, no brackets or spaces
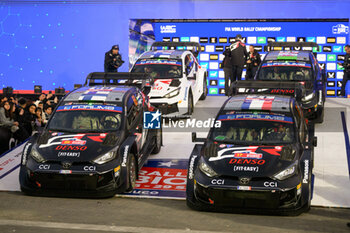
222,48,233,96
246,45,261,80
230,34,249,82
339,45,350,97
104,45,124,72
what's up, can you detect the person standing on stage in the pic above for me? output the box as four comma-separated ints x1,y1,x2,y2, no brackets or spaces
222,47,233,96
338,45,350,97
229,34,249,82
246,45,261,80
104,45,125,72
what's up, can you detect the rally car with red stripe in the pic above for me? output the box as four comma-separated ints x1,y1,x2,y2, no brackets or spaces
130,42,207,117
19,73,162,197
186,94,317,214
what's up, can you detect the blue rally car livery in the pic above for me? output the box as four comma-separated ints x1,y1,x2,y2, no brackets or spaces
255,42,326,123
19,73,162,198
186,95,317,214
234,42,326,123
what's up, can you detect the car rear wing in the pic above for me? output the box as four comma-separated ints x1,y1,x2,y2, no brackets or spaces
84,72,154,90
231,81,306,101
267,42,320,52
151,41,201,57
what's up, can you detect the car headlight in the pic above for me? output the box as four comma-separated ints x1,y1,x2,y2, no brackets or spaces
273,162,297,181
302,92,315,102
164,88,180,98
199,160,218,177
30,147,45,163
93,151,117,164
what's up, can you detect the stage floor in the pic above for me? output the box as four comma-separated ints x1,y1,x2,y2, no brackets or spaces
1,96,350,208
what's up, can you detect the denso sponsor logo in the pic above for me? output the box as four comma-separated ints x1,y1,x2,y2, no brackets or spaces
55,145,87,151
234,166,259,172
188,155,197,179
303,160,309,184
121,145,129,167
61,139,86,145
233,152,262,159
270,89,294,94
229,159,266,165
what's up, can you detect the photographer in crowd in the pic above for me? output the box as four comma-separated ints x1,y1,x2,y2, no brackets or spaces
104,45,125,72
338,45,350,97
246,45,261,80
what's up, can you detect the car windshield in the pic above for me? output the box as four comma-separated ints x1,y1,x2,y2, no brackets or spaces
131,59,182,79
257,61,313,81
210,111,296,145
47,104,122,133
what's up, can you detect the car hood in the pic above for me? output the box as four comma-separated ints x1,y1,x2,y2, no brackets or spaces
203,142,297,178
35,131,119,162
149,79,181,98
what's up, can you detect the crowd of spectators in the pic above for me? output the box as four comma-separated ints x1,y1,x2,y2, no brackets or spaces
0,93,58,154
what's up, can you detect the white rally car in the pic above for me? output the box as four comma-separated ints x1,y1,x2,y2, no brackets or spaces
130,42,207,117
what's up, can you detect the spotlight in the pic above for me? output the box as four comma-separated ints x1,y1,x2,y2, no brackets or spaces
2,86,13,96
34,85,42,94
55,87,65,95
74,84,82,89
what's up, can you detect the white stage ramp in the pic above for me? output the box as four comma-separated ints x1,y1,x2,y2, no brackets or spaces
1,97,350,208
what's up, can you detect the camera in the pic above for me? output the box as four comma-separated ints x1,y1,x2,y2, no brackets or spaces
113,54,125,68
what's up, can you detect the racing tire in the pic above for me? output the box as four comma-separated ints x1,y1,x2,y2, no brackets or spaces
186,178,206,211
125,154,137,192
151,128,162,154
187,91,194,115
314,106,324,124
199,76,208,100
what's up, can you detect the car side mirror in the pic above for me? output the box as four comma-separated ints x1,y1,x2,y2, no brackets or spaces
192,132,205,143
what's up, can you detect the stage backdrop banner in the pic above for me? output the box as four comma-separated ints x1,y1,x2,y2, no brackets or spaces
129,19,349,97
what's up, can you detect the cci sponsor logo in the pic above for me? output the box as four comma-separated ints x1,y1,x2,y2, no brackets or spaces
264,181,277,187
332,24,349,34
229,159,266,165
83,166,96,171
39,164,50,170
160,25,176,33
143,110,161,129
211,179,224,185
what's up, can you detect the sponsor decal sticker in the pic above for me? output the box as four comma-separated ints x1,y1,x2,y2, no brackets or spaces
188,155,197,179
234,166,259,172
229,158,266,165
